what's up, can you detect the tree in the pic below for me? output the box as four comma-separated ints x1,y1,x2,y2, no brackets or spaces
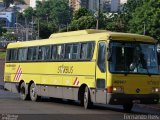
36,0,71,25
69,16,96,31
73,7,92,20
68,8,97,31
0,26,6,36
125,0,160,40
14,0,25,4
34,0,71,38
3,0,14,8
1,32,17,41
23,7,35,20
39,21,58,39
105,12,128,32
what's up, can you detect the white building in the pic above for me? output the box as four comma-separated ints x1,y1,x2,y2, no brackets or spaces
120,0,127,4
24,0,46,8
88,0,127,13
111,0,120,12
30,0,45,8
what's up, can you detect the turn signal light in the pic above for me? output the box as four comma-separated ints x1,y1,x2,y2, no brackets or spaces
107,86,113,93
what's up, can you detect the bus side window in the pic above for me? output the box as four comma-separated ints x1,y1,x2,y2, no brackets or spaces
72,44,80,60
44,46,51,60
10,49,18,61
38,47,43,60
87,42,94,59
18,48,27,61
27,47,33,60
57,45,64,60
65,44,72,60
38,46,51,61
80,42,94,60
80,43,88,59
97,42,106,73
52,45,64,60
6,49,11,62
51,45,57,60
27,47,37,61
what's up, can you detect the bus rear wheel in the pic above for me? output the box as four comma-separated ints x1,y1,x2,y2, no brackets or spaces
19,82,29,100
123,104,133,112
83,86,93,109
29,83,40,101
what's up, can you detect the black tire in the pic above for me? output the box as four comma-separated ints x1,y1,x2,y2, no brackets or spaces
29,83,40,101
123,104,133,112
19,82,30,100
83,86,93,109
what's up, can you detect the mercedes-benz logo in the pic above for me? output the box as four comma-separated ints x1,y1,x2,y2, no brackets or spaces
136,88,140,93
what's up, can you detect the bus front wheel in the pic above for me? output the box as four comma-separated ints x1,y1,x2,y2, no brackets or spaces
29,83,40,101
123,104,133,112
83,86,93,109
19,82,29,100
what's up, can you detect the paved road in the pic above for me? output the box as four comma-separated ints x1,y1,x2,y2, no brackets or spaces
0,88,159,120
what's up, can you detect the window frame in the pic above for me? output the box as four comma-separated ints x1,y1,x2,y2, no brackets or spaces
6,41,95,63
27,46,38,61
51,44,65,61
37,45,51,61
97,41,107,73
18,48,28,61
6,48,18,62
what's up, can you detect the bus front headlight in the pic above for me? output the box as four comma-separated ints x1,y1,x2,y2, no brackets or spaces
152,88,160,93
113,86,123,93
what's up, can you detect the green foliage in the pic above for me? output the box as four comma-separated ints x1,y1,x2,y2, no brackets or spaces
36,0,71,25
17,0,160,41
29,0,71,38
123,0,143,13
3,0,14,8
23,7,35,20
3,0,25,8
125,0,160,40
15,0,25,4
69,8,109,31
0,26,7,36
105,13,128,32
0,52,6,59
2,32,18,41
69,8,97,31
39,21,58,39
73,8,92,20
69,16,96,31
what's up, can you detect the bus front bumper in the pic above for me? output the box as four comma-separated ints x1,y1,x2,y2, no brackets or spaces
107,93,159,105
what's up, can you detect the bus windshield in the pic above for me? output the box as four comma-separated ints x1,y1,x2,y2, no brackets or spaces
109,41,159,74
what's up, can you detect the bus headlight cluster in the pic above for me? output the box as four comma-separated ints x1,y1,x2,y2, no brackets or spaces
113,86,123,93
152,88,160,93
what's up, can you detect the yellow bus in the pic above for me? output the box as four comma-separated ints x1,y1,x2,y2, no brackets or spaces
4,30,160,111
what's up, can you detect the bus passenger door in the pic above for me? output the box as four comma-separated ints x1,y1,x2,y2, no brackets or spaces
95,41,107,104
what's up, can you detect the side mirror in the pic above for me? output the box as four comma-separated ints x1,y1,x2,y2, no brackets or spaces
130,63,136,71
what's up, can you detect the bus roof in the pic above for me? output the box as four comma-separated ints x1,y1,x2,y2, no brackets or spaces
7,29,156,49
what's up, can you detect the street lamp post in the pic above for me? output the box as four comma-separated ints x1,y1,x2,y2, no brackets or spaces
96,0,100,29
15,23,26,41
143,21,146,35
37,18,40,40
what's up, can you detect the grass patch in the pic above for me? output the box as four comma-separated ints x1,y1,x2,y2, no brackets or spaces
0,52,6,59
